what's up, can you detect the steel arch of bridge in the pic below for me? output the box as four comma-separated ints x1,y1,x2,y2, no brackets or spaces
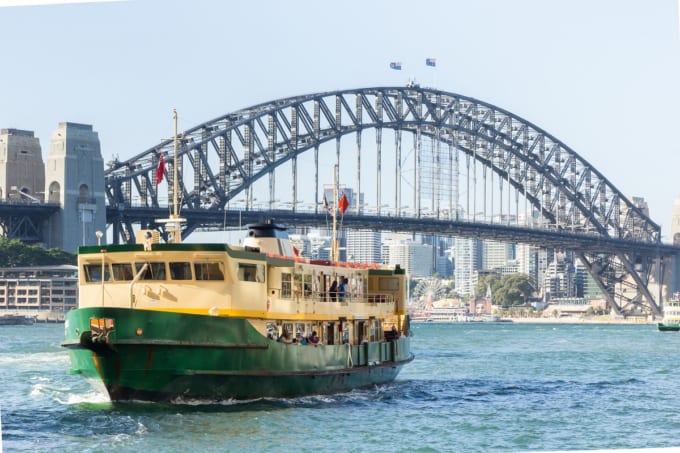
105,86,667,317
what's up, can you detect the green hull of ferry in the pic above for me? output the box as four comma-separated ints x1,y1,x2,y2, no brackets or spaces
64,306,413,401
657,322,680,332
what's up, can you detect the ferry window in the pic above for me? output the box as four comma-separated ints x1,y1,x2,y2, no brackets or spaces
169,262,192,280
238,263,264,282
281,272,292,298
111,263,134,281
83,263,110,283
134,262,166,280
295,323,305,340
282,322,294,338
195,262,224,281
266,322,278,340
379,277,399,291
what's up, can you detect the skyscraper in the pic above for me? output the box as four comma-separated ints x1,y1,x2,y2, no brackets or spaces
454,237,483,296
346,229,382,263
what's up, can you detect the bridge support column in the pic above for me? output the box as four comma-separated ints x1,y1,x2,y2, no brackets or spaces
45,122,106,252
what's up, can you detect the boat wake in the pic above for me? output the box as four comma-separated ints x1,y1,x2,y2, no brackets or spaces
31,379,111,407
0,351,69,367
108,383,410,412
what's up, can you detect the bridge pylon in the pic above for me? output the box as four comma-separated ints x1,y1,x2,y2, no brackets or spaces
44,122,106,252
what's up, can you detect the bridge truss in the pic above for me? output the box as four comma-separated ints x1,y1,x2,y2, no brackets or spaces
104,85,671,317
0,201,60,243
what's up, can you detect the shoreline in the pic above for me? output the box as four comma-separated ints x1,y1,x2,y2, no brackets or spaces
501,317,654,325
412,317,657,325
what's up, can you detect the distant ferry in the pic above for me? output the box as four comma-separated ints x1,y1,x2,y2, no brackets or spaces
0,313,36,326
658,296,680,332
411,305,471,323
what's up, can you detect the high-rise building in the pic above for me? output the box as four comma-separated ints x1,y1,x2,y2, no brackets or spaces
384,239,433,277
454,237,483,296
346,229,381,263
483,240,515,270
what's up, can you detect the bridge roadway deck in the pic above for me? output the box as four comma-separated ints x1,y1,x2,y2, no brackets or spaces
0,200,60,217
107,206,680,257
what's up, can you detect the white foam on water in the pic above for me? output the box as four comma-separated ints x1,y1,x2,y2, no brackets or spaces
0,351,69,366
168,396,263,406
51,386,111,406
135,421,148,435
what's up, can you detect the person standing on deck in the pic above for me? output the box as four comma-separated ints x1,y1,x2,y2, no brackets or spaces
329,280,338,302
338,276,347,302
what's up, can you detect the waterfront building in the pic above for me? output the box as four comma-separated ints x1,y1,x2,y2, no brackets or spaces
544,297,593,318
0,265,78,320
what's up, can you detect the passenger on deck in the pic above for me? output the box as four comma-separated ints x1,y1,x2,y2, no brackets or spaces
299,332,308,345
309,331,320,345
329,280,338,302
277,330,292,344
338,277,347,302
390,325,400,340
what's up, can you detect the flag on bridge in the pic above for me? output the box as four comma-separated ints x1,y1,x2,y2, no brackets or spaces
156,153,165,185
426,58,436,67
390,62,402,70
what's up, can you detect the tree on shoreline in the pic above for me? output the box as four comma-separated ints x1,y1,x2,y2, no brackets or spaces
0,238,76,267
477,273,535,306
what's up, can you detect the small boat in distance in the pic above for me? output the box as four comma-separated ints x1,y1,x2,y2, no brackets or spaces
0,313,36,326
61,111,413,402
658,295,680,332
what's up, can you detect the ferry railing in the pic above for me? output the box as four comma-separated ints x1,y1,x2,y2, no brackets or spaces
272,288,395,306
367,293,394,304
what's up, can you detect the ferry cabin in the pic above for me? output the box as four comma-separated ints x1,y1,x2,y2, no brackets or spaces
77,241,408,346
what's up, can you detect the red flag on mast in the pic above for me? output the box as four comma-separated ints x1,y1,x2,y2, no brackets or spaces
338,193,349,215
156,153,165,185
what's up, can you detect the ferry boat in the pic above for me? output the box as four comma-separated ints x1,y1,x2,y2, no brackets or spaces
657,295,680,332
412,305,471,323
0,313,36,326
61,111,413,402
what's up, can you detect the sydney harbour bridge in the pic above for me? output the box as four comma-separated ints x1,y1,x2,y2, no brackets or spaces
103,85,678,318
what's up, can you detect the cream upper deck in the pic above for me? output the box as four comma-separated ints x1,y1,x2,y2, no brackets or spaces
77,242,406,322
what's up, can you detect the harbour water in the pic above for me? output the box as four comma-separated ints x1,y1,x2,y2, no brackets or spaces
2,322,679,452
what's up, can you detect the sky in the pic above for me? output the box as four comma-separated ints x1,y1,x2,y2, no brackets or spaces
1,0,680,239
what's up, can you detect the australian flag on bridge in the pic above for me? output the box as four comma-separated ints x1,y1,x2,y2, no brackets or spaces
426,58,436,67
389,62,402,70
